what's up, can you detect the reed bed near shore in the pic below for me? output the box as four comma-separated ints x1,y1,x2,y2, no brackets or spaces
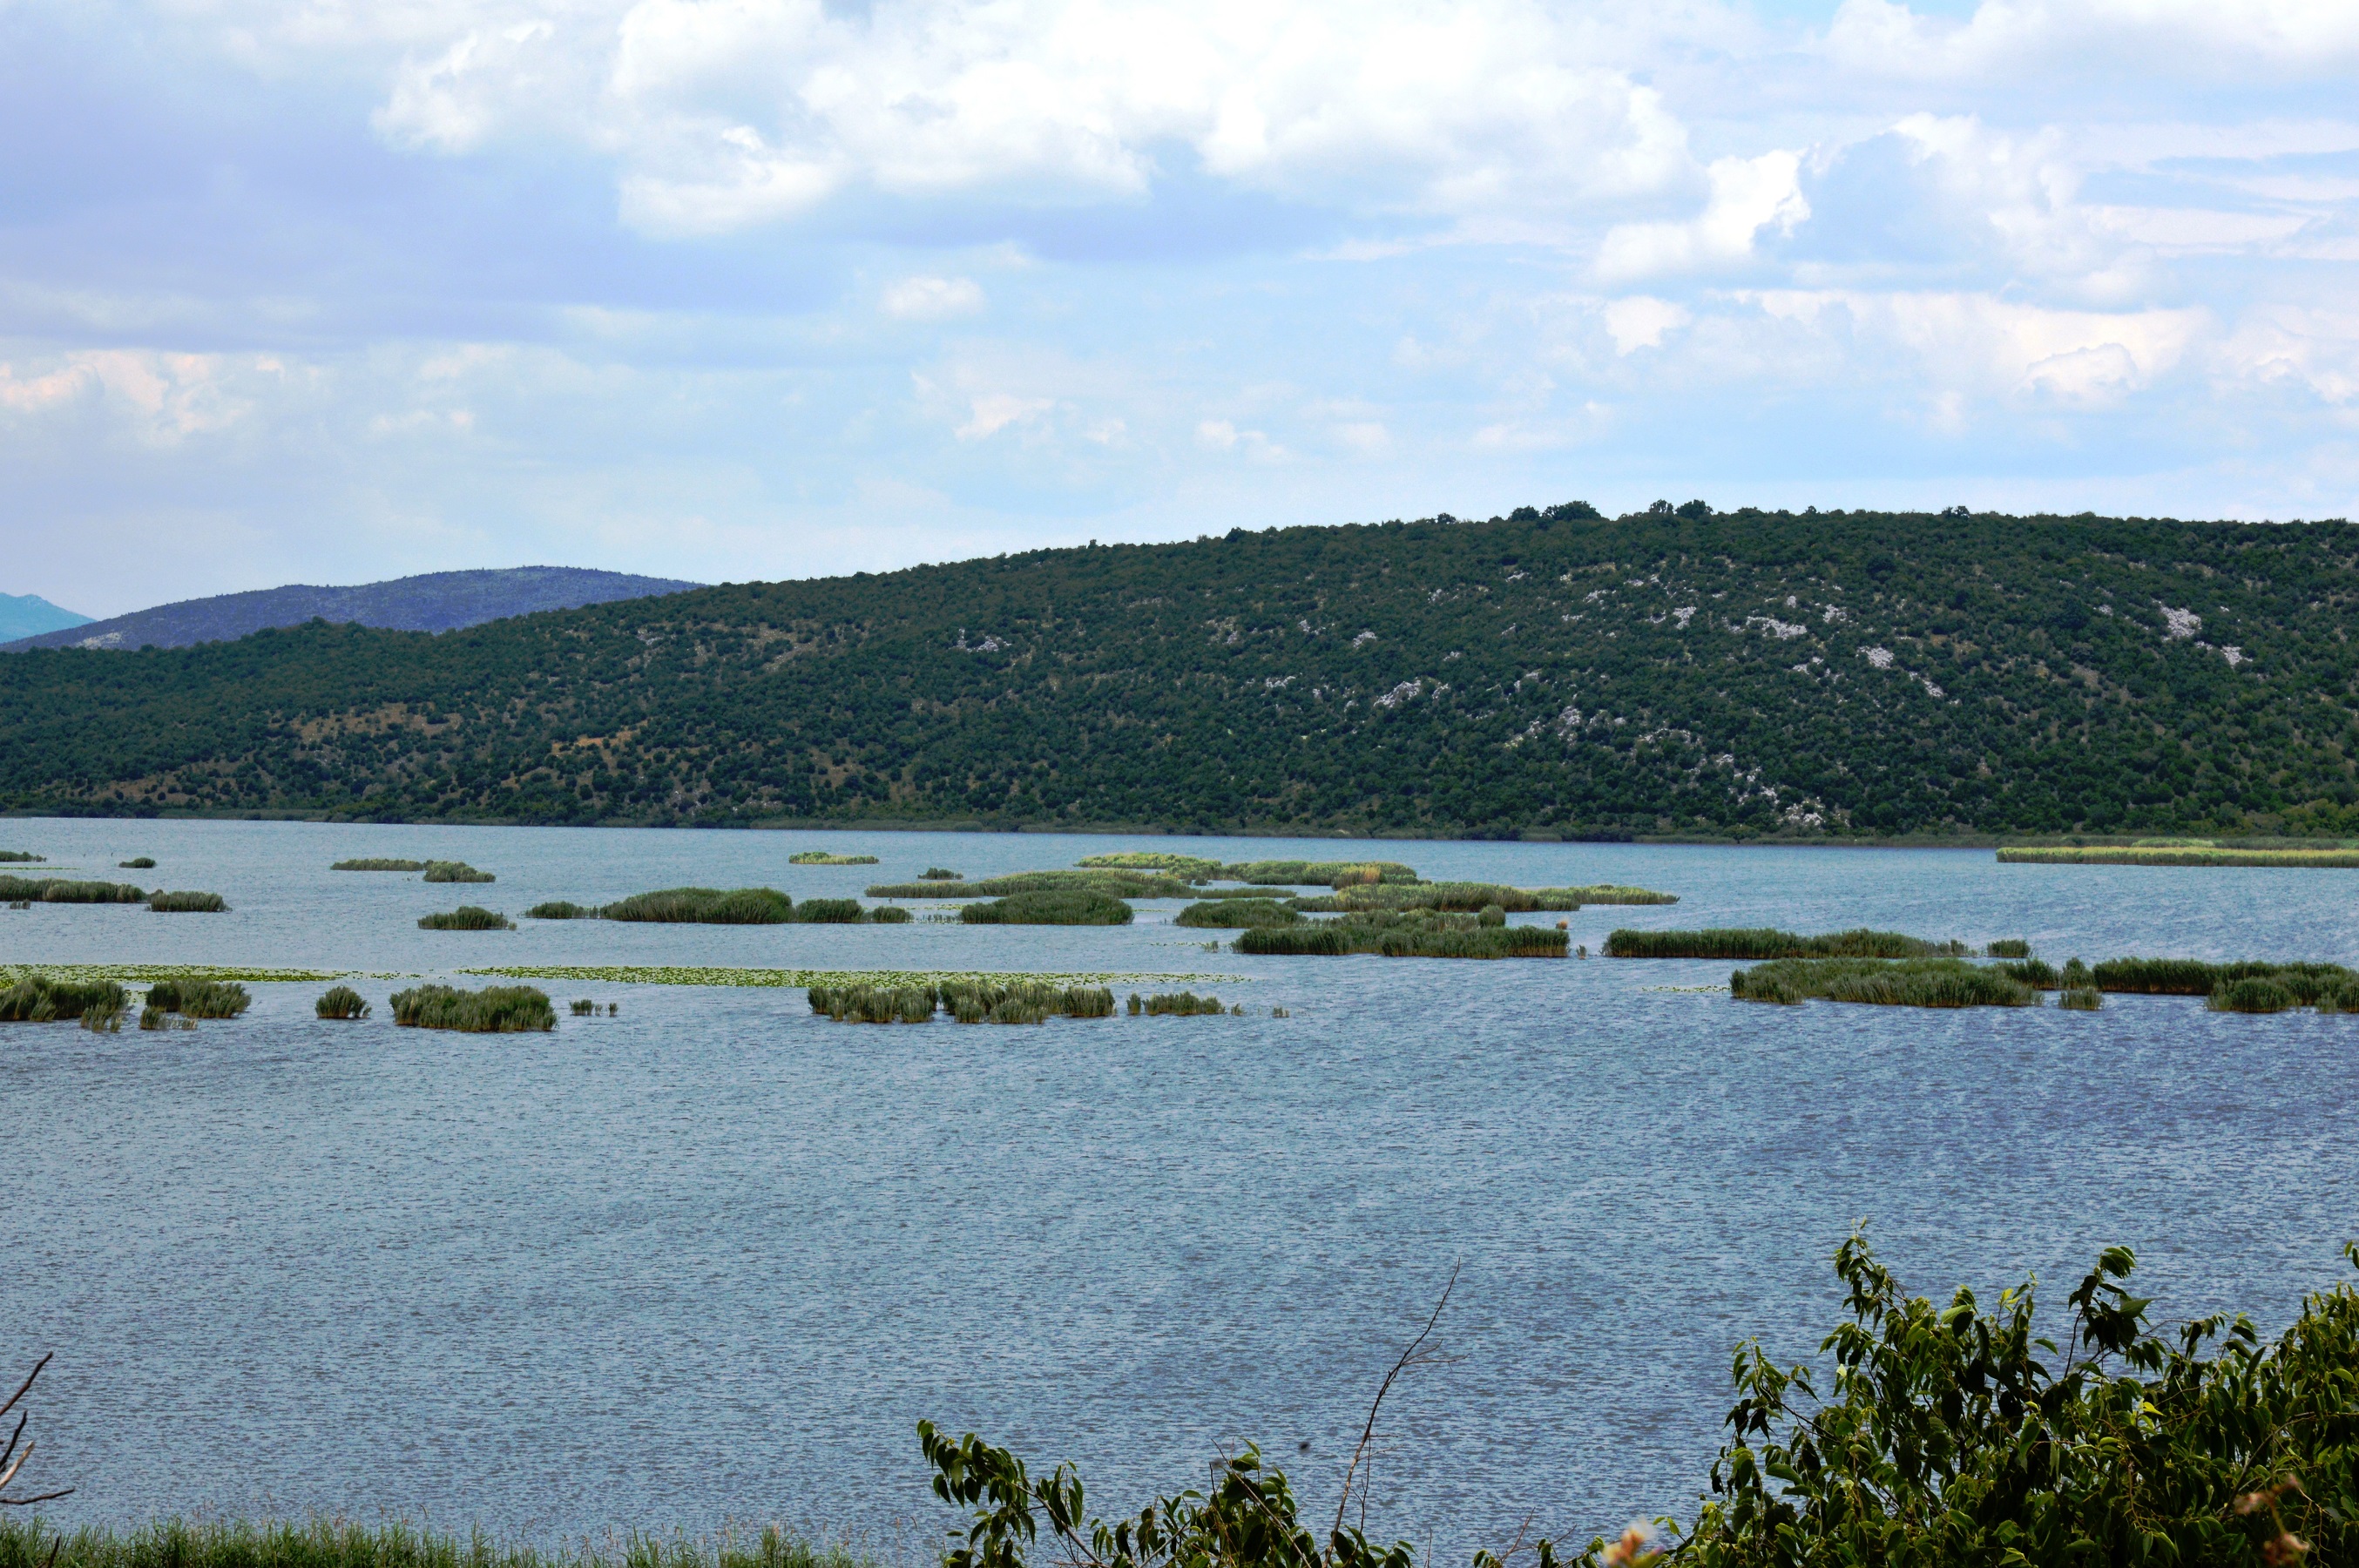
1606,927,1967,959
0,875,151,904
331,858,427,871
417,906,514,931
390,983,553,1031
422,861,494,883
1733,956,2042,1008
0,1517,865,1568
1998,845,2359,868
1236,910,1567,958
146,979,250,1017
960,890,1133,925
1077,851,1223,877
0,974,127,1021
1173,897,1302,928
316,985,370,1019
149,890,227,913
526,901,593,919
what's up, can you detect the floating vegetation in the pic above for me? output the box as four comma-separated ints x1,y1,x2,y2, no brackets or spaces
525,900,593,920
1131,990,1227,1016
1998,845,2359,868
422,861,494,883
389,983,554,1031
1077,852,1223,877
0,963,351,986
1985,939,2031,958
0,850,44,862
1731,957,2041,1009
316,985,370,1019
920,867,962,880
1222,859,1421,887
1236,909,1568,958
139,1005,195,1031
0,875,151,904
788,851,880,865
961,890,1134,925
2059,987,2104,1011
332,858,428,871
418,905,515,931
0,975,128,1021
869,868,1198,900
120,856,157,869
149,890,228,913
1605,928,1966,960
601,887,794,923
146,979,251,1018
1174,898,1303,929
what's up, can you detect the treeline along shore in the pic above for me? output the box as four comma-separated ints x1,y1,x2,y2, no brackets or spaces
3,506,2356,839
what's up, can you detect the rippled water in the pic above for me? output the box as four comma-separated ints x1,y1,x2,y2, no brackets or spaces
6,818,2356,1556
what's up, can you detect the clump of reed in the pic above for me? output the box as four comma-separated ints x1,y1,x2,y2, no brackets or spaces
0,850,44,862
788,851,880,864
119,856,157,869
0,975,127,1021
869,905,911,923
1222,859,1421,887
790,897,866,923
570,997,597,1015
1235,909,1567,959
1605,928,1965,960
806,977,1114,1024
1131,990,1228,1016
2209,977,2296,1014
389,983,555,1031
418,905,514,930
983,868,1199,898
139,1005,195,1031
422,861,494,883
1985,939,2031,958
147,979,251,1018
2090,956,2220,994
1174,898,1303,929
1998,845,2359,868
0,875,151,904
526,900,593,919
1568,885,1681,905
1731,957,2041,1009
0,1516,866,1568
961,890,1133,925
1997,957,2058,987
921,867,962,880
316,985,370,1019
600,887,794,923
1294,881,1596,914
2058,987,2104,1011
331,858,426,871
1078,852,1223,877
82,1003,125,1032
149,890,228,913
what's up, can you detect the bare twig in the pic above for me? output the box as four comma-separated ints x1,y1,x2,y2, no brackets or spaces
0,1355,72,1507
1332,1261,1463,1543
0,1357,50,1423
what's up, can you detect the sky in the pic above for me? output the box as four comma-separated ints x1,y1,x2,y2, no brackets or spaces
3,0,2357,615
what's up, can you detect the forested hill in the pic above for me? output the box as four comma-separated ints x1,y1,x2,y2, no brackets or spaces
3,507,2356,839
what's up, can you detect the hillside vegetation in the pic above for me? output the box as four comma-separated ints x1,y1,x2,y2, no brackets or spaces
3,506,2355,839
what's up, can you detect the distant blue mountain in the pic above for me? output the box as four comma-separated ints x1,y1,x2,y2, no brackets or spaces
0,592,92,643
2,566,701,652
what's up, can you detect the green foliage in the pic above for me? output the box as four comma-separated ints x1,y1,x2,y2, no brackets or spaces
1225,860,1420,887
1608,928,1964,959
1131,991,1228,1016
1731,956,2041,1008
0,975,127,1020
789,850,879,863
146,979,251,1017
600,886,794,923
315,984,370,1019
332,858,427,870
2059,986,2104,1010
869,869,1195,899
148,889,227,912
1078,852,1225,876
1174,898,1303,928
525,900,593,919
2210,977,2297,1013
0,875,149,903
808,983,940,1023
2092,956,2222,993
0,1514,862,1568
1984,938,2031,957
808,977,1118,1024
139,1004,193,1031
792,897,867,923
389,983,554,1031
2001,844,2359,866
1997,956,2059,987
1295,881,1646,913
921,867,962,880
870,904,912,923
0,850,43,862
119,856,156,868
417,905,514,930
422,860,494,882
962,891,1134,925
1237,910,1567,958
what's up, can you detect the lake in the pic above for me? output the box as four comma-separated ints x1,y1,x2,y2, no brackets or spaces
5,817,2355,1558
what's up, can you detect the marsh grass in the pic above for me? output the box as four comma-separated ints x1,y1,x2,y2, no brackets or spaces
787,851,880,864
1997,958,2059,988
1999,845,2359,868
920,867,962,880
1077,852,1223,877
418,906,515,931
0,975,127,1021
0,1517,864,1568
0,875,150,904
526,901,593,920
467,965,1221,989
2209,977,2296,1013
868,905,911,923
571,998,597,1016
1221,859,1420,887
147,979,251,1018
390,983,554,1031
1133,990,1227,1016
149,890,228,913
2059,987,2104,1011
1986,939,2031,958
139,1005,195,1031
789,898,865,923
332,859,427,871
1173,898,1302,929
1606,928,1965,960
1236,910,1566,958
0,850,44,862
599,888,793,924
120,856,157,869
422,862,494,883
961,890,1133,925
316,985,370,1019
1732,957,2041,1008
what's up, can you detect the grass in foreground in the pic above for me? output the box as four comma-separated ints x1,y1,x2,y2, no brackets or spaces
1606,927,1966,959
0,1517,863,1568
1999,844,2359,868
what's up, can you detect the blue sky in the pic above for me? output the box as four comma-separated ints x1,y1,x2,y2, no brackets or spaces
4,0,2356,615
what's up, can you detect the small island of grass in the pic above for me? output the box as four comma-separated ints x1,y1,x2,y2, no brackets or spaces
787,850,881,865
418,905,514,930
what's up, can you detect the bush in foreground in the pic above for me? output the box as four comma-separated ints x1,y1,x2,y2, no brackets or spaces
389,983,553,1031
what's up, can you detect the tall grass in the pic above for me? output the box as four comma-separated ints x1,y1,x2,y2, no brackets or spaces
807,977,1118,1024
789,898,865,923
0,850,44,862
315,985,370,1019
961,890,1134,925
418,906,515,931
1235,911,1567,958
2089,956,2220,994
526,901,593,920
1606,928,1965,959
120,856,157,869
1221,859,1419,887
0,1517,866,1568
389,983,554,1031
0,975,127,1020
1985,939,2031,958
149,890,228,913
0,875,150,904
332,858,426,871
422,861,494,883
920,867,962,880
146,979,251,1017
1732,957,2040,1008
2209,977,2296,1013
1132,990,1229,1015
1998,845,2359,868
1296,882,1615,913
1077,852,1223,877
1568,885,1681,905
2058,987,2104,1011
600,888,794,923
787,851,880,864
1173,898,1302,929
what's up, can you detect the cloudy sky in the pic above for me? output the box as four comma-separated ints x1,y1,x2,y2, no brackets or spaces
4,0,2356,614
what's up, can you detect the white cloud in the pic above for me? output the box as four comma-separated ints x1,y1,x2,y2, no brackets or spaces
956,391,1054,439
1595,151,1808,281
1823,0,2359,83
882,276,988,321
1603,296,1692,354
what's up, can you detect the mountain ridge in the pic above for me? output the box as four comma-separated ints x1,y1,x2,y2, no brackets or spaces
2,508,2354,839
0,592,92,643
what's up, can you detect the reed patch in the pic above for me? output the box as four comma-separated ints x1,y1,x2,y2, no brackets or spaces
1606,928,1967,960
389,983,554,1032
0,975,128,1021
787,851,879,864
1732,957,2041,1008
332,858,427,871
148,890,227,913
0,875,151,904
1174,898,1302,929
417,905,515,930
961,890,1134,925
421,861,494,883
146,979,251,1018
315,985,370,1019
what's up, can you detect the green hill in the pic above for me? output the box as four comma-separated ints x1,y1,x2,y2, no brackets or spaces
3,505,2355,839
